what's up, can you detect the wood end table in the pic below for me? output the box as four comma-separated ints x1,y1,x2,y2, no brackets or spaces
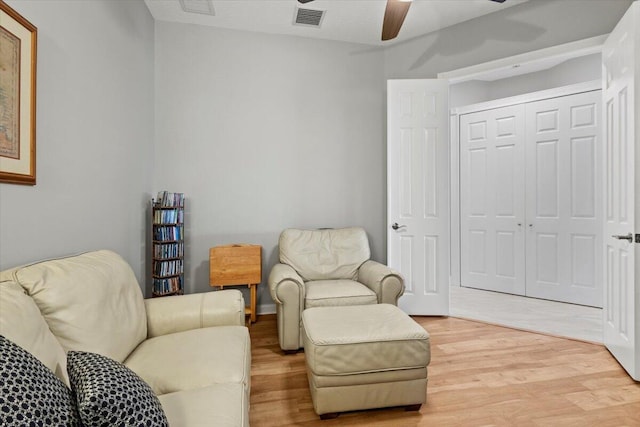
209,244,262,325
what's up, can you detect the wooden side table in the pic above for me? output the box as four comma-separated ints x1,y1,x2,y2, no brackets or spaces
209,244,262,325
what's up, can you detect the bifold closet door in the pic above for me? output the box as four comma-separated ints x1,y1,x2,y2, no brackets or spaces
460,105,526,295
524,90,602,307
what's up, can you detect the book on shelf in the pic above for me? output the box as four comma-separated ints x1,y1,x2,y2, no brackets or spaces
153,225,183,241
153,259,184,277
153,209,182,224
154,191,185,208
152,276,183,295
153,242,184,259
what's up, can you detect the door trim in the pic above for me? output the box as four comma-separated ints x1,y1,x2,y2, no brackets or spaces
453,80,602,116
438,35,606,85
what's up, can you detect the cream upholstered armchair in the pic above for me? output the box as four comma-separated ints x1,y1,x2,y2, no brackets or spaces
268,227,404,351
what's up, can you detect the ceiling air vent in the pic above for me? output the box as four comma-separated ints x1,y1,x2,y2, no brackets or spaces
179,0,215,16
294,8,325,27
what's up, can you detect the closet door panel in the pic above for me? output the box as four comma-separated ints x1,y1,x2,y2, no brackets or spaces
460,105,526,295
525,90,602,307
535,139,560,218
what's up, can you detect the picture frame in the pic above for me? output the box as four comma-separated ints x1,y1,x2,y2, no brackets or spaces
0,1,37,185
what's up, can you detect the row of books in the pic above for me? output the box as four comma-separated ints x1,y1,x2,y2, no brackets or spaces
153,225,183,241
153,209,183,224
154,259,184,277
153,276,183,295
153,242,184,259
155,191,185,207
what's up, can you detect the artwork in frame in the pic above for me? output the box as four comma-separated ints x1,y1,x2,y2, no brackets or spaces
0,1,37,185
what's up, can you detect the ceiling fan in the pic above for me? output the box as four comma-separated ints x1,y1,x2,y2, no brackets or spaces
297,0,508,41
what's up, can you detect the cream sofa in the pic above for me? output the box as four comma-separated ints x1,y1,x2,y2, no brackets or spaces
268,227,404,351
0,250,250,426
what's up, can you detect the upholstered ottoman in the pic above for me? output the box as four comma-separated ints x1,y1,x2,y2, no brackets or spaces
301,304,430,419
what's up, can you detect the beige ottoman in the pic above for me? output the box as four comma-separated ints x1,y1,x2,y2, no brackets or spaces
302,304,430,419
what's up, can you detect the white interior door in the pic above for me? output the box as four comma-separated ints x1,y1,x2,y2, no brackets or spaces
387,79,450,315
525,91,603,307
460,105,526,295
602,1,639,381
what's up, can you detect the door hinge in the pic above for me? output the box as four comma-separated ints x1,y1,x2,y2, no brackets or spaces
636,233,640,243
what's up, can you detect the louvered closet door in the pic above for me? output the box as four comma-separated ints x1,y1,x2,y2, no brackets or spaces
460,105,526,295
524,91,602,307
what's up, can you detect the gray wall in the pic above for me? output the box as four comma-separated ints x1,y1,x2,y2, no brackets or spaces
154,23,386,310
384,0,632,79
0,0,155,285
451,53,602,108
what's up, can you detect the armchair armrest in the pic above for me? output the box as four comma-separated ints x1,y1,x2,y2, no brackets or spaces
358,260,405,305
268,263,305,305
144,289,245,338
268,263,305,351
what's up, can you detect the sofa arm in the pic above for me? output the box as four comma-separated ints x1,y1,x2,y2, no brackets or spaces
144,289,245,338
268,263,305,351
358,260,405,305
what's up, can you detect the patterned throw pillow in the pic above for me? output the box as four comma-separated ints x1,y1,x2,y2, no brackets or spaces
0,335,81,427
67,351,168,427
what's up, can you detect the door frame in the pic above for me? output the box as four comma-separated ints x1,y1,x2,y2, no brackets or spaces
438,34,607,287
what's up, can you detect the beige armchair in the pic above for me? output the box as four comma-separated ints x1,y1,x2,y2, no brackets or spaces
268,227,404,351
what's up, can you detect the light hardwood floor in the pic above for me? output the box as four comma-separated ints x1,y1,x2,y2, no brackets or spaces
249,314,640,426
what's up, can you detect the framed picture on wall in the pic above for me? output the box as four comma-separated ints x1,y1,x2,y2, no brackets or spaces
0,1,37,185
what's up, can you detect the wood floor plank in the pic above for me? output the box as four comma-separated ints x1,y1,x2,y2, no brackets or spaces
249,314,640,426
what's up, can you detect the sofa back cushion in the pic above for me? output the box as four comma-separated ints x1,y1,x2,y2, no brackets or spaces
279,227,370,281
0,278,70,386
8,250,147,363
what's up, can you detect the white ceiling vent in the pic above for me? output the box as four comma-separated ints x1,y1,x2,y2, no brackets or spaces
179,0,215,16
293,8,325,28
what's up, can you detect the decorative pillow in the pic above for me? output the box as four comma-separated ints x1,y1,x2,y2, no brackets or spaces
0,335,81,427
67,351,168,427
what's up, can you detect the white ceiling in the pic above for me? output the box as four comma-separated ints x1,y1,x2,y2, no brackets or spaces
144,0,529,46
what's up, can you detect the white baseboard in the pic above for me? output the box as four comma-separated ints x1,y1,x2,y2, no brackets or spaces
257,303,276,315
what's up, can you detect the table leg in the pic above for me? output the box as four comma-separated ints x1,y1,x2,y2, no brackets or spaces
250,283,257,323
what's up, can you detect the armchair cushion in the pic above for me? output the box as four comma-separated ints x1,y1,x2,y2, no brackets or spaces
279,228,370,281
305,280,377,308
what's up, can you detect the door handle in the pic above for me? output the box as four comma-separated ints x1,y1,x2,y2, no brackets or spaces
391,222,406,231
611,233,633,242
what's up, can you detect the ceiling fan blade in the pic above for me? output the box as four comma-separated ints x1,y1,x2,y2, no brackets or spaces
381,0,412,41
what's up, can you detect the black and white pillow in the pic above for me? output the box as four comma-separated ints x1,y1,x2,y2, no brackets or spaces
0,335,81,427
67,351,168,427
